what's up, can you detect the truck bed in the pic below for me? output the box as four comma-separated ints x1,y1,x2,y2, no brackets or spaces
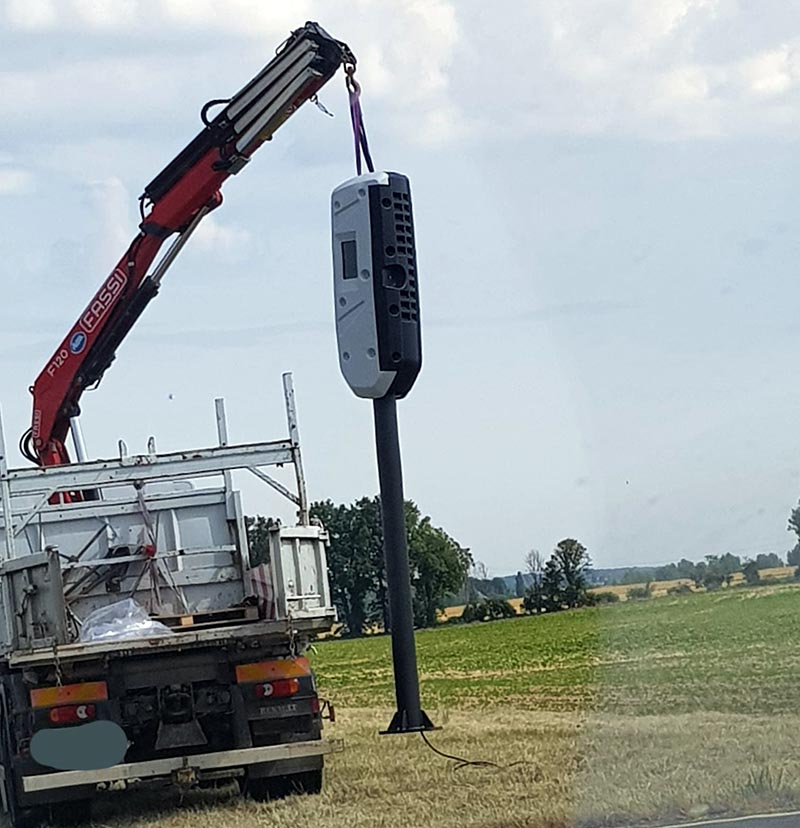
6,614,335,668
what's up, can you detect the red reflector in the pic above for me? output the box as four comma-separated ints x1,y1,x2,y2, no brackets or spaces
30,681,107,708
235,657,310,683
254,678,299,699
310,697,320,715
48,704,96,725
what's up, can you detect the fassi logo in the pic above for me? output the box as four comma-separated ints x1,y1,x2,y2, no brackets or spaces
80,269,127,334
69,331,87,354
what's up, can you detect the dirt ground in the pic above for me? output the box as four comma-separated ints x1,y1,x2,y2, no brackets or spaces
81,707,800,828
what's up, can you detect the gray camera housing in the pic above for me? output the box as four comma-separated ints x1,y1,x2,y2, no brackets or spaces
331,171,421,399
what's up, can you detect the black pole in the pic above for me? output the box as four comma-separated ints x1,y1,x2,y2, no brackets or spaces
373,394,434,734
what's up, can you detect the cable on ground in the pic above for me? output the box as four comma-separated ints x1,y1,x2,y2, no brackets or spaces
420,730,532,773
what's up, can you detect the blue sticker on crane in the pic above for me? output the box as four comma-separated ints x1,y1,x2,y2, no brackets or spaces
69,331,87,354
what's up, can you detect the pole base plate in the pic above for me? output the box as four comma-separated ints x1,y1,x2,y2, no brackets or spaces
380,709,437,735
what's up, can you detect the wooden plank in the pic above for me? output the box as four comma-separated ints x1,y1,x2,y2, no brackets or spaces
167,616,255,631
155,605,259,630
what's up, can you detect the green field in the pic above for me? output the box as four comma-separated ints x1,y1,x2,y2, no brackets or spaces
92,582,800,828
313,581,800,716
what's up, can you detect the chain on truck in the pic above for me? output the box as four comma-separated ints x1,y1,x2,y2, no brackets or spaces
0,22,362,827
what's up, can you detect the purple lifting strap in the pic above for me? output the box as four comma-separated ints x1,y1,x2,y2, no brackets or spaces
348,76,374,175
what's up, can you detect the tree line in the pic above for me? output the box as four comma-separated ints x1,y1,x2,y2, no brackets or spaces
441,539,597,624
243,490,800,637
647,552,785,586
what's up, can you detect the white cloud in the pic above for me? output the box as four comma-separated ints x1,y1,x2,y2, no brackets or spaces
5,0,800,150
443,0,800,141
193,215,251,253
3,0,311,33
533,0,719,82
5,0,56,29
159,0,314,36
0,168,34,196
657,65,711,104
72,0,139,28
1,0,465,148
1,59,169,126
740,44,800,98
85,177,133,265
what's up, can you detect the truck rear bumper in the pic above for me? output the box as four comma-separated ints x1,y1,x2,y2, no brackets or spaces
21,738,344,794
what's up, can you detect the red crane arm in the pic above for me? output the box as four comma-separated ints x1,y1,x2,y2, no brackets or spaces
23,22,355,469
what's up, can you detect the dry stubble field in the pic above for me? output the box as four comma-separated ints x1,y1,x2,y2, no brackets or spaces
64,582,800,827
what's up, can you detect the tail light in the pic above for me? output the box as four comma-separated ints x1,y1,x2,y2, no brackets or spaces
49,704,96,726
254,678,299,699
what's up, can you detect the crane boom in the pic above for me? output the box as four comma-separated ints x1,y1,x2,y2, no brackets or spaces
23,21,354,473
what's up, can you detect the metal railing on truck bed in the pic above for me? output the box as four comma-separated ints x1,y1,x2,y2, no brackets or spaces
0,373,335,658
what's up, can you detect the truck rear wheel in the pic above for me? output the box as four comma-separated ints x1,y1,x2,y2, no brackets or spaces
47,798,92,826
0,768,41,828
246,769,323,802
0,697,39,828
3,792,36,828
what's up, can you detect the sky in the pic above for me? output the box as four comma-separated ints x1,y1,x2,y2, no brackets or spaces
2,0,800,575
